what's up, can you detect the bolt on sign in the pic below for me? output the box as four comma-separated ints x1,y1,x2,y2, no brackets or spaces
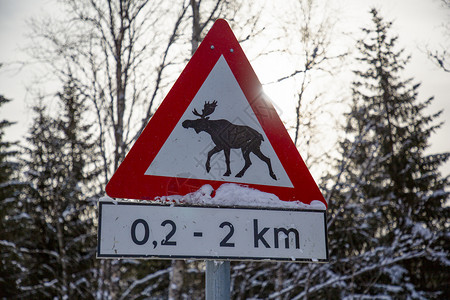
98,19,328,263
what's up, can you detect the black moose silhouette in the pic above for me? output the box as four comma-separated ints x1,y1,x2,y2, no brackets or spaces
182,100,277,180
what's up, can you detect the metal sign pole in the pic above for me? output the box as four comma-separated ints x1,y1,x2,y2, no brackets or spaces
206,260,230,300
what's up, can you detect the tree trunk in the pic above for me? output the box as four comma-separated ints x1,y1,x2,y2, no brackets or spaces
168,2,202,297
274,263,284,300
56,217,69,298
190,0,201,55
168,260,185,300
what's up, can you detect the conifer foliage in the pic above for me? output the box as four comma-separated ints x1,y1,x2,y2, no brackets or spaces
327,8,449,298
230,9,449,299
18,77,100,298
1,5,449,299
0,95,25,298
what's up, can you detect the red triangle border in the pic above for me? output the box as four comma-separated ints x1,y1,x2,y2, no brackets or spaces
106,19,326,207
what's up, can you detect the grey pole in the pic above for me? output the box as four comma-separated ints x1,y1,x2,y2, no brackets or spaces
205,260,230,300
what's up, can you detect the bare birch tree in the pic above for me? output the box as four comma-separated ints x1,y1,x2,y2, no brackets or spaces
168,1,266,298
268,0,346,171
427,0,450,72
27,0,193,298
230,1,347,297
27,0,191,183
26,0,271,298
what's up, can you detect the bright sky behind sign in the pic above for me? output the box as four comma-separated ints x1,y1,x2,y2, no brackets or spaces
0,0,448,177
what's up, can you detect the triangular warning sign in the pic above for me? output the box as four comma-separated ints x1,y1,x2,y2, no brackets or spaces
106,19,326,207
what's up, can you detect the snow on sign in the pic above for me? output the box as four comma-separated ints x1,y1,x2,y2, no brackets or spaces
105,19,326,207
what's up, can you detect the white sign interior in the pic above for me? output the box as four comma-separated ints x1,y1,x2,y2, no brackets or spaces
145,55,293,188
97,202,328,262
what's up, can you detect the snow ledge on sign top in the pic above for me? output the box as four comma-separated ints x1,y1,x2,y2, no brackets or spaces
100,183,326,210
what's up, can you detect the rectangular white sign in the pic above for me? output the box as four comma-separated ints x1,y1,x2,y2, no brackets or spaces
97,202,328,262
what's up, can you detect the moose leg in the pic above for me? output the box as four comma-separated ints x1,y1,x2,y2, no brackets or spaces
223,148,231,176
206,146,221,173
236,150,252,178
253,148,277,180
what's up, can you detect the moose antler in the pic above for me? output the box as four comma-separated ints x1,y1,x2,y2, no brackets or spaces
192,100,218,118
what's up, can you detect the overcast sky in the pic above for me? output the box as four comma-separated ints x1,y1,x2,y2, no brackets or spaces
1,0,449,174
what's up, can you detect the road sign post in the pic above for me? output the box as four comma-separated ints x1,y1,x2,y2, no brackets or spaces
99,18,329,298
206,261,230,300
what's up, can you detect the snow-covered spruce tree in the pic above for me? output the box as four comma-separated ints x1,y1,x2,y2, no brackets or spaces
325,8,449,299
0,94,26,297
19,78,100,298
230,8,450,300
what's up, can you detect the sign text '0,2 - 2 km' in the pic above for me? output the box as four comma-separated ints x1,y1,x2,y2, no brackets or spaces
97,202,328,262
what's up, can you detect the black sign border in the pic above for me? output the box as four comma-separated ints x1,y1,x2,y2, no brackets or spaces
97,201,329,263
